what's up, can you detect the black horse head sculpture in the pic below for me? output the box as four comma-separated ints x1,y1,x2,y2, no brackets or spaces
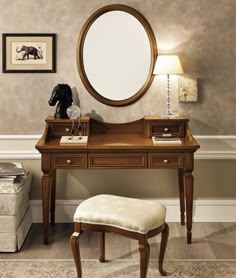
48,84,73,118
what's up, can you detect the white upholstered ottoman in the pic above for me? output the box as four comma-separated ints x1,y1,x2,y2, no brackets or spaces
71,194,169,278
0,172,32,252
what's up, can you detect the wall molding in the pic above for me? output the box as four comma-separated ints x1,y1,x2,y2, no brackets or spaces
195,135,236,159
195,151,236,159
1,135,236,160
0,135,41,139
0,135,41,159
195,135,236,139
0,151,40,159
30,199,236,223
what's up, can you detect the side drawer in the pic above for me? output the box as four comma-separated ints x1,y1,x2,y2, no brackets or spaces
149,123,185,137
51,124,72,137
88,153,147,168
149,153,183,168
50,122,89,137
53,154,87,168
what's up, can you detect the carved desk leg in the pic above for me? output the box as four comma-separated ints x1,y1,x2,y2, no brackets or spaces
178,168,185,225
184,153,194,244
50,169,56,226
42,154,52,244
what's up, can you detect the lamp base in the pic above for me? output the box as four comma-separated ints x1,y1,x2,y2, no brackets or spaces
160,112,179,119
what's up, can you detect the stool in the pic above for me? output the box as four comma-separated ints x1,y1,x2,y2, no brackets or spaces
70,194,169,278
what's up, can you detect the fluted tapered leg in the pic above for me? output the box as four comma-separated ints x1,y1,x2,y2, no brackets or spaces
70,232,82,278
178,168,185,225
159,223,169,276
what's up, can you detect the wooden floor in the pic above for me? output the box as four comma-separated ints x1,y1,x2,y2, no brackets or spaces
0,223,235,259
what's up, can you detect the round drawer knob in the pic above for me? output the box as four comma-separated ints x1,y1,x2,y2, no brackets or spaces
65,128,70,132
163,159,168,164
164,128,169,132
66,160,71,164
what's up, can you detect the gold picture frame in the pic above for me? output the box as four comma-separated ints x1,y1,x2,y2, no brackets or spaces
2,33,56,73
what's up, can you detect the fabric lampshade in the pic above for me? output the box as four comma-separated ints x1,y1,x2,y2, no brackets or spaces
153,55,183,75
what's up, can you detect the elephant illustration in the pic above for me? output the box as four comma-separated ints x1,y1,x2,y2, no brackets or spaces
16,45,41,60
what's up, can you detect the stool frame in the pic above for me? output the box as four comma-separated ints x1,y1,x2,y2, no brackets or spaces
71,221,169,278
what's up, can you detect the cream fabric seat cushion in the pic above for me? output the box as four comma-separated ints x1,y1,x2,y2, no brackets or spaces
74,195,166,234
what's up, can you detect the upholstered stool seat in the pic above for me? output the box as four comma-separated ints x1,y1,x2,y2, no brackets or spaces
71,194,169,278
74,194,166,234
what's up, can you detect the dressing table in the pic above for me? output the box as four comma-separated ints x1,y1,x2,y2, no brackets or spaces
35,115,199,244
36,4,200,245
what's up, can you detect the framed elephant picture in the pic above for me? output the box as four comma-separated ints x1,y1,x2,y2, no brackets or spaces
2,33,56,73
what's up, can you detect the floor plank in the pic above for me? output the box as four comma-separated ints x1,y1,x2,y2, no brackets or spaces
0,223,235,260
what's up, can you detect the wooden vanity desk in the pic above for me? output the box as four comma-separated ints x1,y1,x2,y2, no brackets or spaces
35,115,200,244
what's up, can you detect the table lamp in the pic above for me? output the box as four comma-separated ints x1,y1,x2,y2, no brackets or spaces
154,55,183,117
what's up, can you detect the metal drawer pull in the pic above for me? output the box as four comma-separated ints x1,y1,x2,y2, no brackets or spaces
67,160,71,164
65,128,70,132
163,159,168,163
164,128,169,132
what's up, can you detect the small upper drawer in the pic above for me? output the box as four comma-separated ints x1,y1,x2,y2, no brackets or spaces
88,153,147,169
51,123,72,137
50,122,89,137
149,153,183,168
148,123,185,137
53,154,87,168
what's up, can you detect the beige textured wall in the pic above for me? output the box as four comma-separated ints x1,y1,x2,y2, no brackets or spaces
0,0,236,135
1,1,236,200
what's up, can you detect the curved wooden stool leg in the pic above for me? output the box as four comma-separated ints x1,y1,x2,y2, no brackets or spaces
146,241,150,273
139,237,149,278
98,231,105,262
70,232,82,278
159,223,169,276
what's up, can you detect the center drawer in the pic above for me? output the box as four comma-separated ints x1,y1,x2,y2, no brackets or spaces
88,153,147,168
148,153,183,168
53,154,87,168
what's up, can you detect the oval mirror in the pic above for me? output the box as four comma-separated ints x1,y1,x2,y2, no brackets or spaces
77,5,157,106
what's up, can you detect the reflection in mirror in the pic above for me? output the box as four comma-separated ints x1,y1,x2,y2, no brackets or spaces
84,11,151,101
77,5,157,106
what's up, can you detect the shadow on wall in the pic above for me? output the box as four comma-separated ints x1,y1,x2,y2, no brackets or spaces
85,110,104,122
72,86,104,122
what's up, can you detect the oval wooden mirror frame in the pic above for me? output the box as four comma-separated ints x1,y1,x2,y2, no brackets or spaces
77,4,157,107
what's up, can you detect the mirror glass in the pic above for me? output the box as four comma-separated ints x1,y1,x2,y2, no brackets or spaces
77,5,157,106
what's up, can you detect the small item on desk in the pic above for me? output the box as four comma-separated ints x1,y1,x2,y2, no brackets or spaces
0,162,26,176
161,133,172,137
60,135,88,144
152,136,182,144
48,84,73,119
63,103,87,144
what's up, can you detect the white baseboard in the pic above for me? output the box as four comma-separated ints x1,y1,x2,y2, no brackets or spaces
30,199,236,223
